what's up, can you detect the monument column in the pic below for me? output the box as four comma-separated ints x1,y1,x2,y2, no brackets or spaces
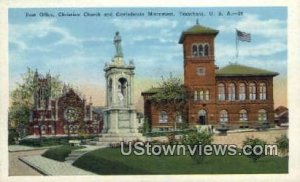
99,31,143,144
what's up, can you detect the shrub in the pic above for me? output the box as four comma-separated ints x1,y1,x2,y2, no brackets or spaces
19,135,95,147
243,137,267,162
167,132,176,145
181,131,213,164
145,129,196,137
42,145,84,161
275,134,289,156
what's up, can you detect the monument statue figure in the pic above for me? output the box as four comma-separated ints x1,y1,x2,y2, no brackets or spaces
117,90,124,105
114,31,123,57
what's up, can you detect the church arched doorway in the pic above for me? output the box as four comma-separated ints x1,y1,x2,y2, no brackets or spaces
198,109,207,125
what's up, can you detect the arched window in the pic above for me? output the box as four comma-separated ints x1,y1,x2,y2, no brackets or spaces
199,90,204,101
239,109,248,121
74,125,79,134
205,90,210,101
218,83,225,101
69,125,74,134
176,113,183,123
194,90,198,101
204,44,209,56
63,125,68,134
41,125,47,135
192,45,198,56
239,83,246,100
259,83,267,100
258,109,267,121
108,79,113,103
219,110,229,123
50,125,55,134
198,44,204,56
249,83,256,100
228,83,236,101
159,111,168,123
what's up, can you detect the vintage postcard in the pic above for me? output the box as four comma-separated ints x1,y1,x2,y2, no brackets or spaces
1,1,300,181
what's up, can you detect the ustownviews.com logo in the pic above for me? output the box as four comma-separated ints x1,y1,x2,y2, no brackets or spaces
120,142,278,156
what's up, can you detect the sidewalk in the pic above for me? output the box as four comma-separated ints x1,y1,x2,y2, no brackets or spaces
18,145,104,175
20,155,96,175
9,145,58,152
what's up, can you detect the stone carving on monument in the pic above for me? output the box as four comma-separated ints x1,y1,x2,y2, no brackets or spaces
96,32,143,145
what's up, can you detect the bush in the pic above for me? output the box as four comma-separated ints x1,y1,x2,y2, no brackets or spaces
275,134,289,156
42,145,84,161
145,129,196,137
243,137,267,162
19,135,95,147
181,131,213,164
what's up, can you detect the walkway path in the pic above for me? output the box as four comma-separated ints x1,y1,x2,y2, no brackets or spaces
20,155,96,175
9,149,45,176
18,145,104,175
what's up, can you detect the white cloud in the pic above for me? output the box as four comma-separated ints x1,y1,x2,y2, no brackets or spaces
112,18,178,31
216,41,286,59
112,18,179,44
10,19,81,52
217,14,286,40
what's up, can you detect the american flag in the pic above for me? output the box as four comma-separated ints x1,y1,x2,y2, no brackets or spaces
236,29,251,42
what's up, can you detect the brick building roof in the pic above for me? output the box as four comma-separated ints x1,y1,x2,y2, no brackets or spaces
216,64,279,77
179,24,219,43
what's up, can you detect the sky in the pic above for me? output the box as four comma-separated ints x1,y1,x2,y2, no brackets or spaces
9,7,287,110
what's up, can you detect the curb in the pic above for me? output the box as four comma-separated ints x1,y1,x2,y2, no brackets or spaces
19,157,50,176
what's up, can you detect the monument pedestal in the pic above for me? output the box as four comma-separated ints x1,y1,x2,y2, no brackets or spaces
94,32,144,146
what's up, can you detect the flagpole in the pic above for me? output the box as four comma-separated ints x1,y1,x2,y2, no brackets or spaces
235,28,239,63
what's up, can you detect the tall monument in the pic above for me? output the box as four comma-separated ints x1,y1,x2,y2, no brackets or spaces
98,32,143,144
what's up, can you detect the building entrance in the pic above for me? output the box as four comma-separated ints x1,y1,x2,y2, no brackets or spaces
198,109,207,125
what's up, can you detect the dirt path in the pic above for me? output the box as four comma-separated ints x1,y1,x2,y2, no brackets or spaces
9,149,46,176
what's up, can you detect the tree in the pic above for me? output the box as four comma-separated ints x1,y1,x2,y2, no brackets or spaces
9,68,64,138
149,73,188,130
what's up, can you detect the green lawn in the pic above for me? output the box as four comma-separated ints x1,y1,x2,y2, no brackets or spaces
42,145,85,162
73,148,288,175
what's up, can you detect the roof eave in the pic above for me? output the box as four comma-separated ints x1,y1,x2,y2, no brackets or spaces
179,31,219,44
216,73,279,77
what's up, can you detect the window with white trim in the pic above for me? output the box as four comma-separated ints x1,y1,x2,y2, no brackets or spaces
41,125,47,135
239,109,248,121
219,110,229,123
204,44,209,56
228,83,236,101
191,43,209,57
239,83,246,100
258,109,267,121
218,83,225,101
205,90,210,101
249,83,256,100
259,83,267,100
159,111,168,123
176,113,183,123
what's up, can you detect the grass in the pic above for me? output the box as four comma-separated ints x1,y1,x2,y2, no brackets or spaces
42,145,84,162
73,147,288,175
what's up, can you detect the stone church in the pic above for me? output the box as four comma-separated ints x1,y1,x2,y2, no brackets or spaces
142,23,278,131
28,70,103,136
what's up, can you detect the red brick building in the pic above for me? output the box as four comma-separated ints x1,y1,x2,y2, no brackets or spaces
28,70,103,136
142,23,278,131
